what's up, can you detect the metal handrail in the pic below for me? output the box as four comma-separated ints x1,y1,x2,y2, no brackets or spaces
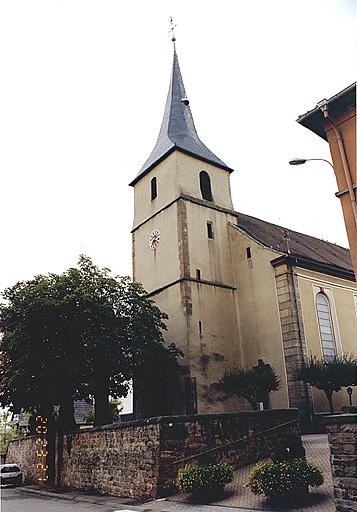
172,419,298,466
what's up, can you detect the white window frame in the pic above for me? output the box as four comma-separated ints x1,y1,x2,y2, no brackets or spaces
313,285,342,357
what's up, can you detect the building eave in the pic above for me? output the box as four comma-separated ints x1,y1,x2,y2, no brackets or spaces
270,254,355,282
129,147,234,187
296,82,356,141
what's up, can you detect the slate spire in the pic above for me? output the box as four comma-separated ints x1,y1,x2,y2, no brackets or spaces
130,49,233,186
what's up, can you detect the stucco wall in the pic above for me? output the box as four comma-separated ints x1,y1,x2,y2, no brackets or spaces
326,107,357,275
229,224,290,410
297,268,357,413
132,152,233,231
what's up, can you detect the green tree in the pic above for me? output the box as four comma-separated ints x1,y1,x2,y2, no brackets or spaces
0,256,182,429
221,362,280,410
0,409,28,456
297,355,357,414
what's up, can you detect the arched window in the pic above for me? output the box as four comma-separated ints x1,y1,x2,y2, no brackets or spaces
316,293,337,359
199,171,213,201
151,177,157,201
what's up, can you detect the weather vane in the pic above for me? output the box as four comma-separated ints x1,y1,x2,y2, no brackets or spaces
169,17,177,44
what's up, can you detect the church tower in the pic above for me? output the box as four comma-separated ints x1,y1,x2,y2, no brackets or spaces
130,47,242,415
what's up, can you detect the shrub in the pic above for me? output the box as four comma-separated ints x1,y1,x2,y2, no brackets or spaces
220,362,280,410
176,461,234,495
247,458,324,498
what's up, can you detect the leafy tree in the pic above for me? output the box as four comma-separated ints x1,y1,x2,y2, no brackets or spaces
134,342,184,417
0,272,88,431
221,361,280,410
0,255,182,429
0,409,28,455
297,355,357,414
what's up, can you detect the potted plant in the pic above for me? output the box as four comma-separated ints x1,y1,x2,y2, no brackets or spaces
247,435,323,501
176,458,234,501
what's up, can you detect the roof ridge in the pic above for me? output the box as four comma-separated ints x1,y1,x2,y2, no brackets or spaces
237,211,350,253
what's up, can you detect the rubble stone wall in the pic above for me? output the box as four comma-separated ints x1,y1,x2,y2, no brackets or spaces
60,422,161,500
5,435,38,483
326,413,357,511
6,409,300,500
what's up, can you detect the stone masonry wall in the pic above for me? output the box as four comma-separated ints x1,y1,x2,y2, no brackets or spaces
61,422,161,500
6,409,300,500
5,435,38,483
326,413,357,512
158,409,300,495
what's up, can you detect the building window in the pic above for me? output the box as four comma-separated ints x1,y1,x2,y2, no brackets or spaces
199,171,213,201
207,222,214,239
151,177,157,201
246,247,251,259
196,269,201,280
198,321,202,335
316,292,337,359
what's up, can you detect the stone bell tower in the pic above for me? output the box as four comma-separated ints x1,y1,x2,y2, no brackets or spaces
130,46,243,416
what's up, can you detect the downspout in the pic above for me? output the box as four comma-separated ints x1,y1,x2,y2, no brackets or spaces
318,101,357,224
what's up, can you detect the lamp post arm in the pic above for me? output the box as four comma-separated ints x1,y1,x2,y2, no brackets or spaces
305,158,335,170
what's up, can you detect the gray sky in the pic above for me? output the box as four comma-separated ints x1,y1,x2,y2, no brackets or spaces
1,0,355,291
0,0,355,414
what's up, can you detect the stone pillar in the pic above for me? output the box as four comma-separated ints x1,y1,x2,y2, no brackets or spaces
326,412,357,511
273,262,311,426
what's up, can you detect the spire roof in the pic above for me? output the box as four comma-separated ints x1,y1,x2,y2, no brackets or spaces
130,49,233,186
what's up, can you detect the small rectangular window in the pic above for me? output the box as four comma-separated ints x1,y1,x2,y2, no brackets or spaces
196,269,201,280
151,177,157,201
246,247,251,259
198,321,202,335
207,222,214,239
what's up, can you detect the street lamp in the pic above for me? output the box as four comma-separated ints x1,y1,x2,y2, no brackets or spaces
347,386,353,407
289,158,335,170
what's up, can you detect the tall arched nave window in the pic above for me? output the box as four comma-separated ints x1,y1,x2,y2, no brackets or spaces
316,292,337,360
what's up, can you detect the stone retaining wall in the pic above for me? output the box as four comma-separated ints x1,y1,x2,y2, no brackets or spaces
5,435,38,483
61,422,161,500
6,408,300,500
326,412,357,512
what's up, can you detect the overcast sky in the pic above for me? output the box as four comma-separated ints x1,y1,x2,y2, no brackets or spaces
0,0,355,414
1,0,355,294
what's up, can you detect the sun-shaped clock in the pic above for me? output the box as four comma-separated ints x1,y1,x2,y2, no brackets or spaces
149,229,161,250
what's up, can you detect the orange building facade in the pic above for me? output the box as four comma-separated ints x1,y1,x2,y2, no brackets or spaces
297,83,357,277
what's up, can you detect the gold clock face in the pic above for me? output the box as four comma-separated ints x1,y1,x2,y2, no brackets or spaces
149,229,161,250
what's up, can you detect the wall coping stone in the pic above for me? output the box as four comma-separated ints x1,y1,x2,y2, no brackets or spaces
325,413,357,425
64,408,299,434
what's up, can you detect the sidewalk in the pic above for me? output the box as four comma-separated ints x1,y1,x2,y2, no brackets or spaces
19,486,258,511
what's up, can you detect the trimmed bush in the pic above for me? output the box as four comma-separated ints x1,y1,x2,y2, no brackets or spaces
247,458,324,498
176,461,234,496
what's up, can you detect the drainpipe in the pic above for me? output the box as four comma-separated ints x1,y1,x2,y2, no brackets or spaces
317,100,357,225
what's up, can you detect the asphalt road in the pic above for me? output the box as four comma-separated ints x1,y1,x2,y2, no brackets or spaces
0,487,129,512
